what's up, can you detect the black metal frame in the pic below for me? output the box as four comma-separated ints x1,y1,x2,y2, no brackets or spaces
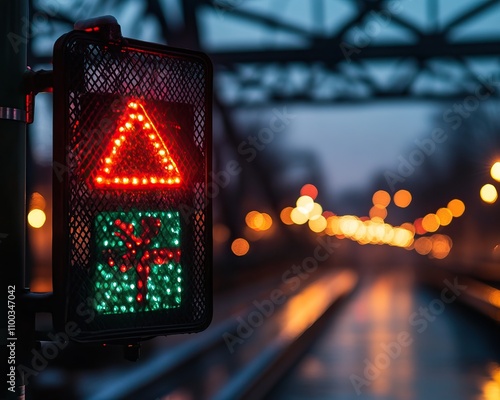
52,28,213,342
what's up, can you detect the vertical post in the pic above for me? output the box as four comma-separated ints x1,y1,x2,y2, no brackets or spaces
0,1,30,399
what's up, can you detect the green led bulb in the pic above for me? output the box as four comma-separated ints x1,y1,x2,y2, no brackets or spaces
92,210,183,315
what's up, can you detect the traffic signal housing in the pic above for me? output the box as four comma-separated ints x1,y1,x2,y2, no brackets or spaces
52,18,212,342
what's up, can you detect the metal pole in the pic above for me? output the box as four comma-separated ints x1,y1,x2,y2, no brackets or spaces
0,0,31,399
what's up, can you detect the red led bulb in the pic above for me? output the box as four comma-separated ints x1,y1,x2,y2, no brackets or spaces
93,100,181,189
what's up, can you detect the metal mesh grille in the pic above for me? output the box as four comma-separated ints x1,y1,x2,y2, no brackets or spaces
56,34,211,341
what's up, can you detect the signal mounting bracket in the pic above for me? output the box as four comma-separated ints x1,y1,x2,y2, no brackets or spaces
74,15,123,43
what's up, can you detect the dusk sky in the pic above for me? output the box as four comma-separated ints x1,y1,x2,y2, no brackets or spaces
30,0,500,197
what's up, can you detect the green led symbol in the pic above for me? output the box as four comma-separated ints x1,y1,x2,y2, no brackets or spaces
93,210,182,314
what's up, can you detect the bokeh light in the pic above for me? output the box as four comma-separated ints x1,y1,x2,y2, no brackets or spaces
430,234,452,259
326,216,341,236
309,203,323,220
436,208,453,226
260,213,273,230
479,363,500,400
308,215,327,233
372,190,391,207
422,213,440,232
213,223,230,244
413,218,426,235
391,227,414,247
400,222,415,235
231,238,250,256
277,192,461,259
480,184,498,204
28,209,46,229
28,192,47,229
245,211,273,231
393,189,412,208
296,195,314,213
300,183,318,200
280,207,294,225
491,162,500,182
447,199,465,217
245,211,262,229
369,205,387,220
339,215,361,237
414,237,432,255
321,215,414,248
290,207,309,225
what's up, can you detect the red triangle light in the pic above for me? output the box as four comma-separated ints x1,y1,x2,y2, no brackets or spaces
92,100,181,189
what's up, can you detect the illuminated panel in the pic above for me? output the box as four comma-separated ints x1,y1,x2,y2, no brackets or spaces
93,210,182,315
93,100,181,189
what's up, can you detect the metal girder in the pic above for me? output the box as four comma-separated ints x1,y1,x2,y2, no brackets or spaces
210,40,500,65
213,54,500,107
200,0,500,106
28,0,500,107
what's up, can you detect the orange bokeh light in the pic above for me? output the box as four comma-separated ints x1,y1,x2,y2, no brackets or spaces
393,189,412,208
231,238,250,256
369,205,387,220
372,190,391,207
430,234,452,259
422,213,440,233
447,199,465,217
308,215,327,233
213,224,230,244
280,207,294,225
245,211,272,231
414,237,432,255
436,208,453,226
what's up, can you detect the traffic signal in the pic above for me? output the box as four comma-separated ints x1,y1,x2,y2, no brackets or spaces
52,17,212,342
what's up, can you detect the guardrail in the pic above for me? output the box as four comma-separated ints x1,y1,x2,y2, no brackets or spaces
418,266,500,323
84,269,358,400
